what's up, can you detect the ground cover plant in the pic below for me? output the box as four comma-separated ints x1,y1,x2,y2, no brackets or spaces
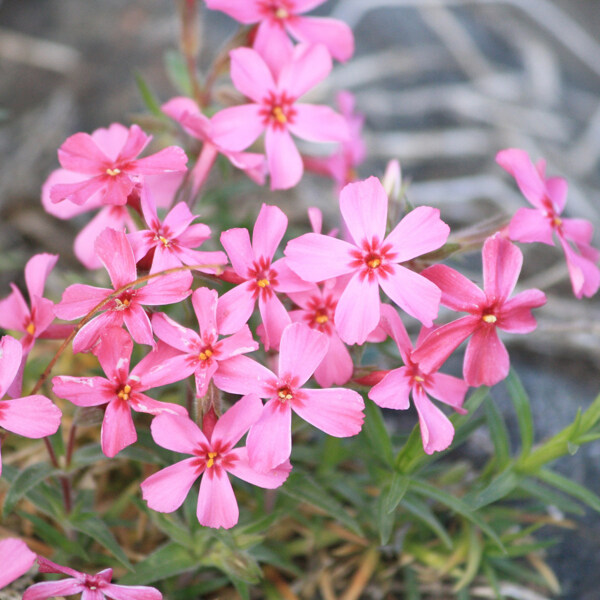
1,1,600,598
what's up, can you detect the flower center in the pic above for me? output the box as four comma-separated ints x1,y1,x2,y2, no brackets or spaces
206,451,218,468
112,290,135,311
365,253,382,269
552,215,562,227
272,106,287,124
275,7,288,18
106,168,121,176
482,313,497,324
199,347,213,362
26,321,36,335
257,278,270,288
314,310,328,325
277,386,294,402
414,375,425,382
260,91,297,130
117,384,132,401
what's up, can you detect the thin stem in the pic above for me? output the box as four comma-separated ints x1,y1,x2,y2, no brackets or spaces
178,0,204,107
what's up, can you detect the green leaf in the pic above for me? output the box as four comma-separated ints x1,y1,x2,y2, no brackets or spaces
401,494,453,549
517,479,584,516
377,489,396,545
164,50,193,96
385,472,410,514
484,395,511,468
537,469,600,513
134,72,165,118
69,514,133,570
466,468,521,510
18,511,88,557
363,398,394,466
453,525,482,591
505,369,534,456
3,462,60,517
120,542,198,585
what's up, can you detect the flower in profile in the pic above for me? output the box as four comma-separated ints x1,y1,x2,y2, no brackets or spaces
0,538,36,590
496,148,600,298
412,234,547,387
23,556,162,600
211,45,349,190
52,327,187,457
285,176,450,345
141,394,290,529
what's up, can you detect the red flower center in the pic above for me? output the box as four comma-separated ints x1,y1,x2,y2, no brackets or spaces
350,238,396,282
258,0,294,21
260,91,297,131
111,289,136,311
248,257,279,299
277,385,294,402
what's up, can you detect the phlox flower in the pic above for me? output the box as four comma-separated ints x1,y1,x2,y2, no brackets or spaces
285,176,450,345
366,305,468,455
127,189,227,275
213,322,365,473
151,287,258,397
141,394,291,529
217,203,312,350
162,96,266,192
0,336,62,475
52,327,187,457
206,0,354,75
412,234,547,387
497,148,600,298
0,538,36,590
211,44,349,190
55,227,191,354
23,556,162,600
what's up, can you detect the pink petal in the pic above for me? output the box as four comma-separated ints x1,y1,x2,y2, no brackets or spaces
498,289,546,333
278,43,332,100
292,0,328,10
115,124,151,163
495,148,546,209
136,272,191,305
0,395,62,438
42,169,99,218
101,399,137,457
378,304,413,363
385,206,450,262
141,457,201,513
289,104,349,143
508,207,555,245
129,394,186,418
212,393,264,449
424,373,468,413
463,326,509,387
278,322,328,386
252,204,288,262
123,304,155,348
94,327,133,381
0,538,36,589
421,265,486,313
101,174,136,207
50,175,108,206
194,361,219,398
560,237,600,299
293,388,365,437
72,312,120,355
482,235,523,303
561,217,595,247
215,325,259,360
313,332,353,387
224,149,267,185
152,312,200,352
545,175,568,213
227,447,291,489
252,20,294,78
52,376,113,407
246,398,292,472
57,132,111,174
151,413,208,453
191,287,218,339
23,580,83,600
335,272,381,345
132,342,194,390
36,556,82,577
205,0,261,24
258,292,291,351
24,253,58,301
339,177,388,246
369,367,413,410
133,146,188,175
286,15,354,62
197,468,238,529
211,104,265,152
55,284,110,320
0,285,29,332
271,258,315,293
221,227,254,278
213,355,276,397
95,228,137,289
0,335,23,398
100,583,163,600
216,281,257,335
412,386,455,454
229,47,276,103
265,126,303,190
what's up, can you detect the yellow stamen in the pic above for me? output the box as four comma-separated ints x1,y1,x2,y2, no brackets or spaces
367,257,381,269
159,236,170,247
206,451,218,468
315,314,328,324
272,106,287,124
106,168,121,176
118,384,132,401
199,348,213,361
114,297,131,311
257,278,270,288
26,322,36,336
552,216,562,227
414,375,425,382
275,7,289,19
482,314,497,324
278,389,293,401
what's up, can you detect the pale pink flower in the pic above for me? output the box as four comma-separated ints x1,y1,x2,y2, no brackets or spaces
285,176,450,345
367,305,468,454
162,96,266,192
0,336,62,475
52,327,187,457
0,538,36,590
141,394,290,529
55,228,191,354
127,189,227,275
496,148,600,298
151,287,259,397
211,45,349,190
412,234,547,387
206,0,354,75
23,556,162,600
217,203,311,350
214,322,365,473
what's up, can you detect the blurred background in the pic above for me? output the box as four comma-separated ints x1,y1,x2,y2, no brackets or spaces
1,0,599,597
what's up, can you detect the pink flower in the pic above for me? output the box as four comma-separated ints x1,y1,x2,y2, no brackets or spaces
211,45,349,190
151,287,259,397
285,176,450,344
412,235,547,387
0,538,36,590
0,336,62,475
127,189,227,275
214,322,365,472
367,305,468,454
52,327,187,457
162,96,266,192
496,148,600,298
23,556,162,600
49,123,187,207
141,394,290,529
217,203,311,350
206,0,354,75
55,228,191,354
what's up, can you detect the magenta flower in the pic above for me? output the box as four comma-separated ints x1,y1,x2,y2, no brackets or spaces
368,305,468,454
206,0,354,75
285,176,450,345
497,148,600,298
217,203,311,350
23,556,162,600
141,394,290,529
49,123,187,207
214,322,365,473
0,538,36,590
162,96,266,192
52,327,187,457
151,287,259,397
211,45,349,190
0,336,62,475
412,235,547,387
55,228,191,354
127,189,227,275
